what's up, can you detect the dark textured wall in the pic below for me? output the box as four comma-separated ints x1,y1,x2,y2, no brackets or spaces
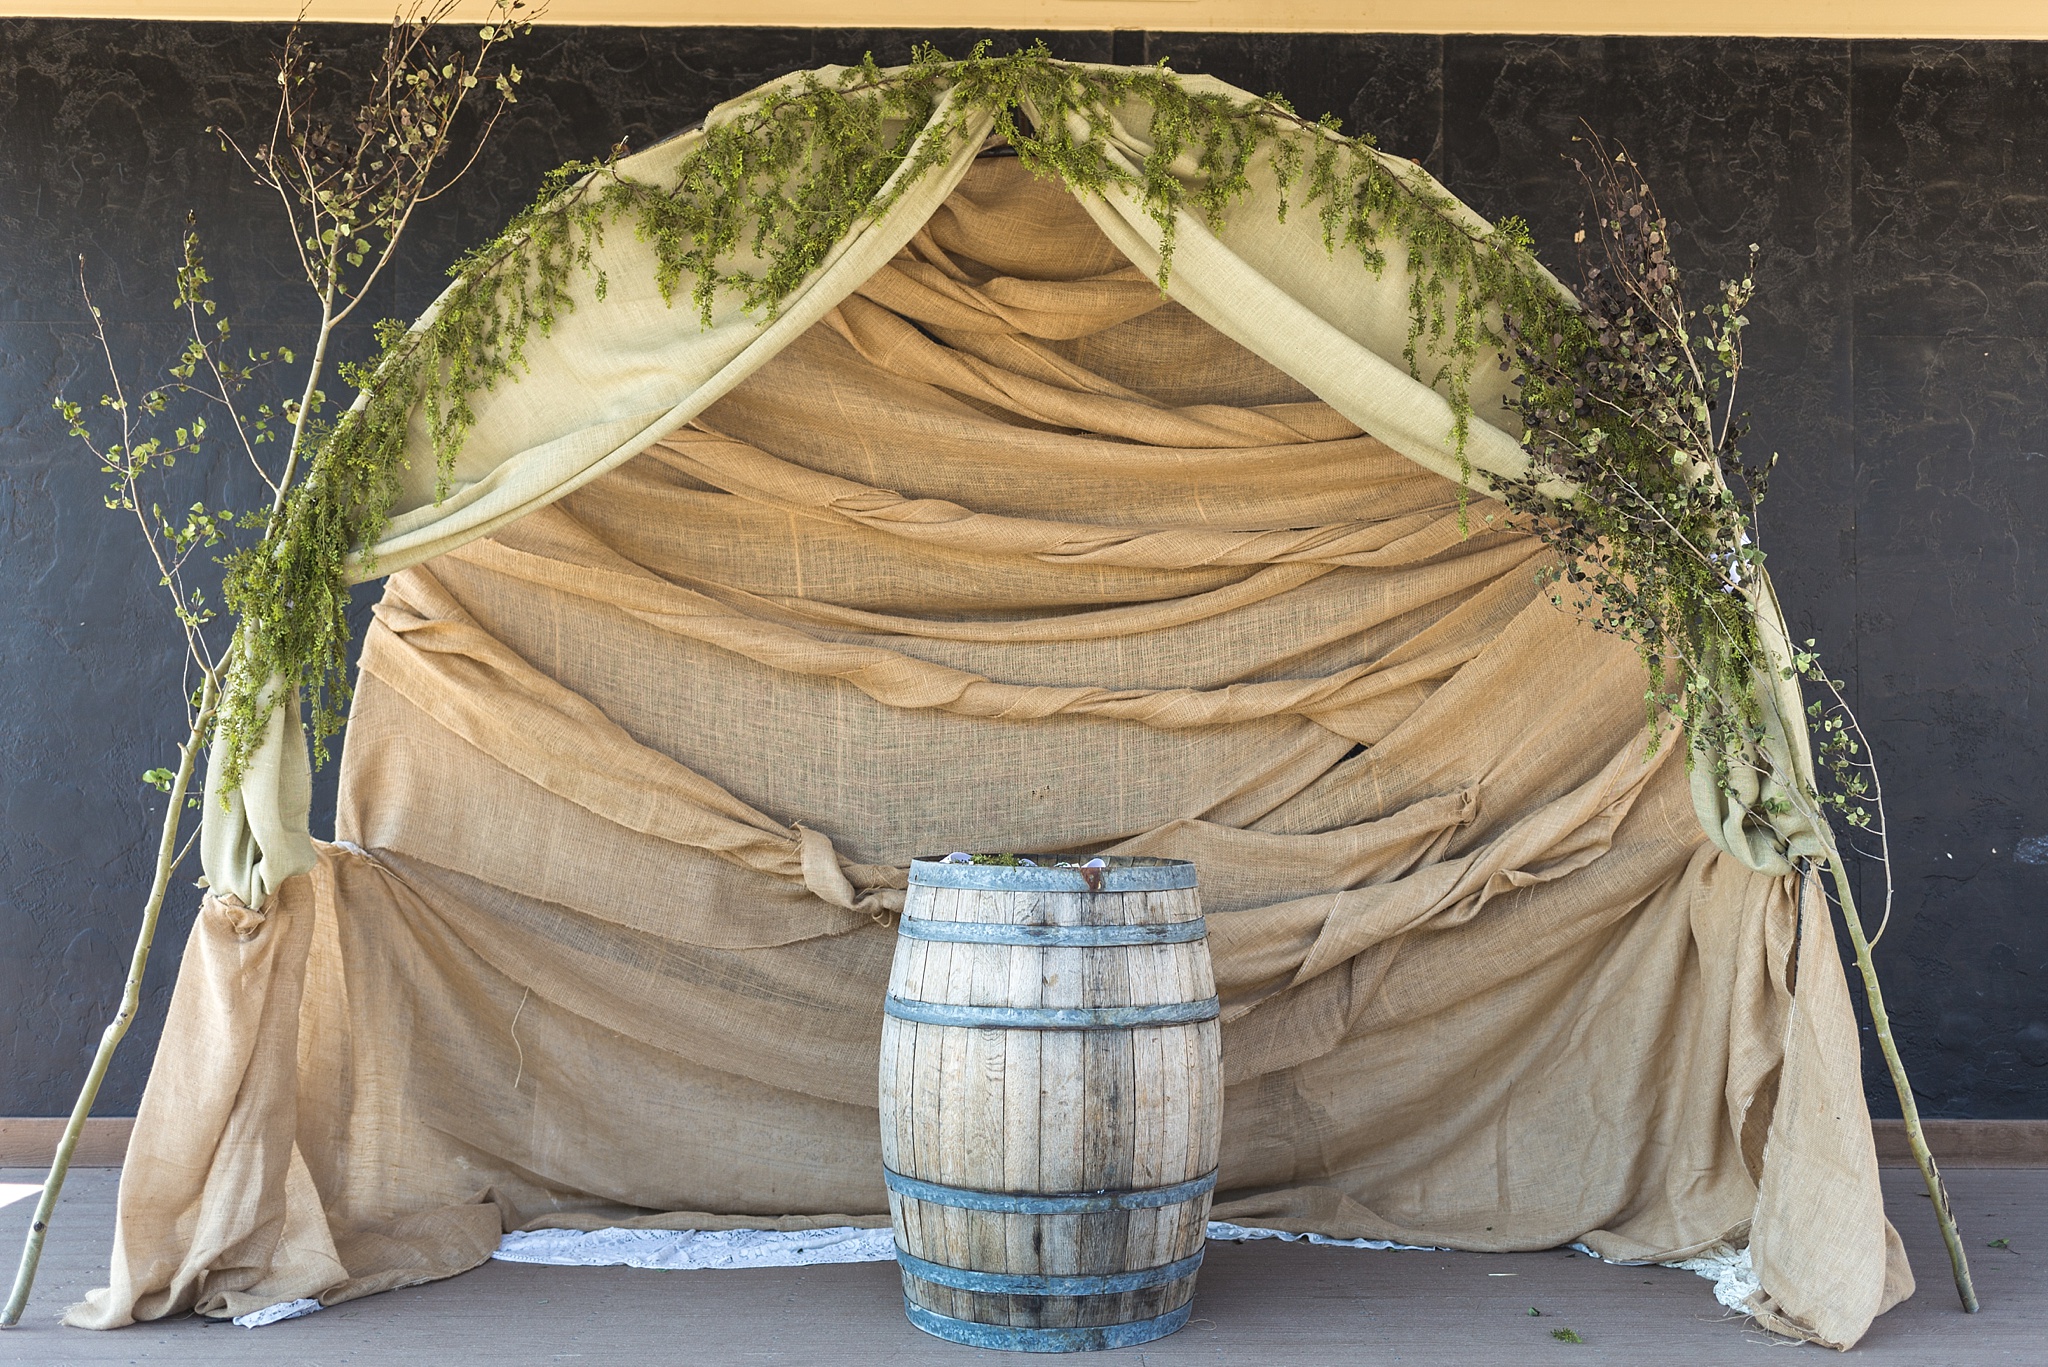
2,23,2043,1119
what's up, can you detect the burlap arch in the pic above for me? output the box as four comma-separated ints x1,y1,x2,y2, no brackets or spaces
83,65,1905,1350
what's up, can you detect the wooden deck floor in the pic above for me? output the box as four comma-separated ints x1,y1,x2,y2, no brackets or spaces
1,1166,2039,1364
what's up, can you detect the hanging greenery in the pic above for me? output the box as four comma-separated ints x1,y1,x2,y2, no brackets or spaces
215,40,1589,785
1492,135,1777,788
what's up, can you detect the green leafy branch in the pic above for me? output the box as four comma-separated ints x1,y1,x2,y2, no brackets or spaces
1488,131,1884,871
53,235,251,815
1485,130,1973,1313
208,0,532,777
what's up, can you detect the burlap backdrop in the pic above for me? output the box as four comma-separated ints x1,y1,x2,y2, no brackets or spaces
74,157,1909,1348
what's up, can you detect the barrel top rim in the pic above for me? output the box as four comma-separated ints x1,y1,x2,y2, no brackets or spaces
908,855,1196,892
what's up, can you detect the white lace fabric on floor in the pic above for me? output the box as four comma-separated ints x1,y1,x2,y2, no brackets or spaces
490,1222,1433,1273
228,1225,1751,1325
497,1224,897,1270
488,1225,1748,1302
1670,1243,1764,1311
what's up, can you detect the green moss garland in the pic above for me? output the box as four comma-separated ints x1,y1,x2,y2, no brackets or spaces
215,43,1591,787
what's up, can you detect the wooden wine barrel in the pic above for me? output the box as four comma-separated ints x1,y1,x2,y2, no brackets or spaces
878,855,1221,1352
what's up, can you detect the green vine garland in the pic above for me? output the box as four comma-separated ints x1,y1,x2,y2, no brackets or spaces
218,43,1606,787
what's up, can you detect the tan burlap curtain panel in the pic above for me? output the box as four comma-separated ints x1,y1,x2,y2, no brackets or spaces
90,66,1903,1349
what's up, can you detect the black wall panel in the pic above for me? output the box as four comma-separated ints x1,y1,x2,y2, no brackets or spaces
2,22,2042,1118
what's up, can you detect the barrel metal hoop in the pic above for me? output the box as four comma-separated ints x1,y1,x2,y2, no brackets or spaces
883,995,1220,1030
903,1297,1193,1351
884,1167,1217,1214
896,918,1206,947
895,1247,1203,1297
908,858,1197,894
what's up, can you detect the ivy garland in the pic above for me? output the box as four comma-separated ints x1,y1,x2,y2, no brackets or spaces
221,43,1683,791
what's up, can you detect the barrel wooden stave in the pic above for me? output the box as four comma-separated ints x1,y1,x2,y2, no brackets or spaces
880,871,1221,1338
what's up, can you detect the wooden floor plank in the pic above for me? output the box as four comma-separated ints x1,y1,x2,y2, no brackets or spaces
2,1166,2040,1362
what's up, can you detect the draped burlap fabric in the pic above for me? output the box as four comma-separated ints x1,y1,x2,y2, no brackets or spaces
75,155,1908,1346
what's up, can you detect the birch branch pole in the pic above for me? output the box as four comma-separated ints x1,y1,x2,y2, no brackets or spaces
1,681,217,1328
0,2,530,1327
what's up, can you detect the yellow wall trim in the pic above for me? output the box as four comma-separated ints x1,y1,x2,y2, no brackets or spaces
1,1,2045,40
